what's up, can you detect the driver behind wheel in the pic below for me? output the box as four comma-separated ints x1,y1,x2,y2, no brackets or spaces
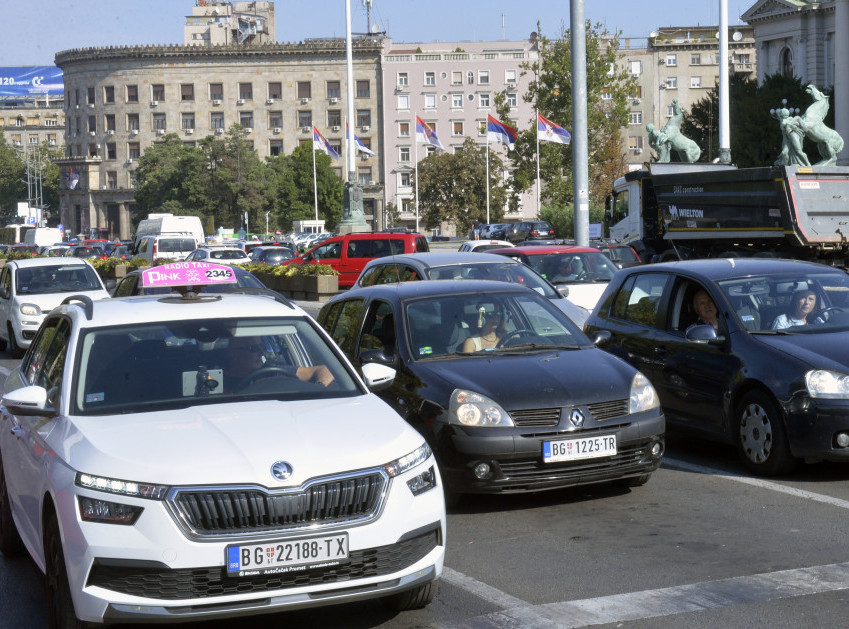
227,337,335,389
461,303,507,352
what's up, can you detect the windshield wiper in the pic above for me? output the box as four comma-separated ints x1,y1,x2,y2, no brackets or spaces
496,343,581,353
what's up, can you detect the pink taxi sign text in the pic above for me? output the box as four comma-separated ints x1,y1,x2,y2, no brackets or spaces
140,262,238,288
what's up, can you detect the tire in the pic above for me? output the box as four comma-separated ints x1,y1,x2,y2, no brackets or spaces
0,332,7,352
381,580,438,611
617,473,651,488
736,391,796,476
0,459,26,558
45,513,91,629
7,324,24,359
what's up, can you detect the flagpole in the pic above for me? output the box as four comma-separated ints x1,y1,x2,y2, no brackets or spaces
414,115,420,233
312,140,319,221
486,131,490,224
535,112,541,218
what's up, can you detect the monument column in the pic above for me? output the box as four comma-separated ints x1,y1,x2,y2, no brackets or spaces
836,0,849,165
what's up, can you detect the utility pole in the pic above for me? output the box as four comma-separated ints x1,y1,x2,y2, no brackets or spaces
571,0,589,246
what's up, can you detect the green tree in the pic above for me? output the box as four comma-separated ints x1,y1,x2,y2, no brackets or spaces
540,203,606,240
266,142,344,231
510,22,636,209
416,136,509,234
0,130,26,222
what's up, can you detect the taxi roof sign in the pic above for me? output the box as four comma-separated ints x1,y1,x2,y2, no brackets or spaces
140,262,238,288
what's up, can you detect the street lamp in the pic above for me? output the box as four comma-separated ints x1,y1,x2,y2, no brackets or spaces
265,211,270,238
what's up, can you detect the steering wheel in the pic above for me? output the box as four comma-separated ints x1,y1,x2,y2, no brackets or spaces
496,329,535,348
815,306,846,323
240,366,293,388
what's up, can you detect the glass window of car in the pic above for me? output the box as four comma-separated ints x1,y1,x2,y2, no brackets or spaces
209,249,247,260
0,267,11,298
358,301,397,358
357,265,383,287
112,275,138,297
15,264,102,294
610,273,671,328
158,238,196,254
323,298,365,355
313,241,342,260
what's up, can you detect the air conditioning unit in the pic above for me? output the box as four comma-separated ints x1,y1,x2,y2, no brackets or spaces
301,126,311,133
332,125,340,132
300,97,310,104
506,81,516,88
151,100,159,106
266,98,275,104
212,99,222,106
107,129,115,135
88,103,95,109
157,129,165,135
330,97,338,104
631,73,640,78
49,139,56,146
185,128,194,134
127,158,133,164
245,127,253,133
632,98,641,104
101,185,107,190
89,131,96,136
368,180,376,185
215,128,224,135
273,127,281,133
13,140,21,146
237,99,245,105
633,148,642,155
361,125,370,132
130,129,139,135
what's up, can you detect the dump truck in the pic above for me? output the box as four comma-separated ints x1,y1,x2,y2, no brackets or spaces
606,163,849,266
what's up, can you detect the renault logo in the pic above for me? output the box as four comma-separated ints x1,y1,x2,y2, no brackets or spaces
569,408,585,427
270,461,293,481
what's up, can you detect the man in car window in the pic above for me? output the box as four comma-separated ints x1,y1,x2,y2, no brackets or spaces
227,337,335,388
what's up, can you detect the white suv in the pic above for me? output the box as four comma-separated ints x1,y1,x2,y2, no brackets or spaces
0,283,445,625
0,258,111,357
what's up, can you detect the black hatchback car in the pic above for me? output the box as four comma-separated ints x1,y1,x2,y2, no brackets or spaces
584,259,849,476
317,280,665,498
249,245,296,265
505,220,555,244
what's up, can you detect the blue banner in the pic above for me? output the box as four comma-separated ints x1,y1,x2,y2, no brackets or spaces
0,66,63,97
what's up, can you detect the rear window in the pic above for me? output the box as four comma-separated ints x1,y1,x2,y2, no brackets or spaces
158,238,196,253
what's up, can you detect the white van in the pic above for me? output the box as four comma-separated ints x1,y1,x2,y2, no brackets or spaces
136,234,198,264
134,214,204,252
24,227,63,248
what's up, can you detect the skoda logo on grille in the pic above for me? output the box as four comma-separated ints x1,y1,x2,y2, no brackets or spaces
569,408,585,427
270,461,293,481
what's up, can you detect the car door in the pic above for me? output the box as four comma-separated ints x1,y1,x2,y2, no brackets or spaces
0,266,12,340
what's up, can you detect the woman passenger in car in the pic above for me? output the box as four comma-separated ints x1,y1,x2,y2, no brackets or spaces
771,288,818,329
461,306,506,352
688,289,720,332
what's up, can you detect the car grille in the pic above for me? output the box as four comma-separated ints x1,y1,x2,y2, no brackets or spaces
170,472,386,537
510,400,629,427
86,528,440,600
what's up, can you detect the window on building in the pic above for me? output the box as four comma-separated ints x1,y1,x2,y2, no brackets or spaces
269,139,283,156
107,171,117,189
399,121,410,137
292,82,309,101
397,73,408,87
87,87,95,104
666,54,677,67
211,112,224,129
75,117,81,134
667,104,675,117
239,83,253,100
359,137,372,152
738,53,751,64
424,93,436,109
325,81,340,99
400,172,411,186
268,111,282,128
505,69,517,84
45,118,57,127
630,86,643,99
401,198,412,213
629,112,643,125
478,70,490,85
453,121,464,136
268,82,282,99
602,88,613,100
399,146,410,161
153,113,166,130
629,60,642,75
106,142,116,160
104,86,115,104
126,85,138,103
240,112,253,129
88,115,96,132
128,142,140,159
180,84,194,101
666,76,678,89
357,109,371,127
152,84,165,101
326,109,341,127
397,94,410,109
628,136,643,149
297,111,311,128
105,114,115,131
451,71,462,85
356,80,370,98
209,83,223,100
447,92,462,108
424,71,435,86
477,120,486,135
691,53,701,65
691,76,702,88
507,93,517,107
479,93,490,107
89,143,98,157
181,113,195,129
329,141,342,155
358,167,371,184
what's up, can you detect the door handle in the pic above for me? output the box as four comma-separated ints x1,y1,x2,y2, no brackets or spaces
10,426,24,438
654,347,668,357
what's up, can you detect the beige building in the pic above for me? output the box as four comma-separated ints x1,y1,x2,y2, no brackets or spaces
184,0,275,47
54,37,383,240
0,97,64,153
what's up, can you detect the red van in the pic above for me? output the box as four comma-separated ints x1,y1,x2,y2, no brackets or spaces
285,232,429,287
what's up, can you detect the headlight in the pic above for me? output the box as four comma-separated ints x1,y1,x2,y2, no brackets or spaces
76,472,169,500
449,389,514,427
78,497,143,524
629,372,660,413
805,370,849,399
384,443,432,478
20,303,41,316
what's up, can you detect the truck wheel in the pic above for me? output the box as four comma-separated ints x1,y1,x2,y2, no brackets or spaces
381,580,438,610
659,250,679,262
7,324,24,359
735,391,796,476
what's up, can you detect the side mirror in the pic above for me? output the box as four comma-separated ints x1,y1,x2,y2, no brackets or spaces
591,329,613,348
104,279,117,291
360,348,397,367
2,385,55,417
0,285,8,299
685,324,726,345
361,362,396,391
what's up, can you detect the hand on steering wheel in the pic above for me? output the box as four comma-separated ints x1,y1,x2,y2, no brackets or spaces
496,329,534,348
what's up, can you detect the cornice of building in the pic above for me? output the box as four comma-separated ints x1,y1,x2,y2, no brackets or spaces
55,38,384,67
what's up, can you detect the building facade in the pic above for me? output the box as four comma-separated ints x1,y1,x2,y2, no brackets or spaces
54,38,383,240
380,38,539,234
184,0,276,47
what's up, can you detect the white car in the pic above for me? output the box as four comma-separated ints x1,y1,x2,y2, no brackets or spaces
185,246,251,265
457,240,514,253
0,264,445,625
0,258,111,357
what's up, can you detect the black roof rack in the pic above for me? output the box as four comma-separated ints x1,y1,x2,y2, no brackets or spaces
60,294,94,320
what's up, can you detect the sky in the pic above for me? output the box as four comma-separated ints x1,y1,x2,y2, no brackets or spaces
2,0,752,67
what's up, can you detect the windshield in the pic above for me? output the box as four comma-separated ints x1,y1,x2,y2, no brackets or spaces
526,251,618,285
426,261,559,299
210,249,248,260
74,317,361,415
404,290,587,359
16,264,103,294
158,238,196,253
717,270,849,333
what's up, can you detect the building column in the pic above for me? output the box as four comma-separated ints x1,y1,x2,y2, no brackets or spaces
795,35,807,83
836,0,849,165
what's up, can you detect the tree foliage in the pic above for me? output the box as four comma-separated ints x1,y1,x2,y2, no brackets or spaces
416,137,509,235
0,132,62,225
681,73,834,168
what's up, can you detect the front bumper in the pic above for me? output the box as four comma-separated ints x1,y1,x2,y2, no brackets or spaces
437,411,665,493
785,396,849,462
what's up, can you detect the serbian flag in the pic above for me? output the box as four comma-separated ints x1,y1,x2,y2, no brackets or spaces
346,123,376,157
487,114,518,148
313,126,339,159
537,114,571,145
68,167,80,190
415,116,445,151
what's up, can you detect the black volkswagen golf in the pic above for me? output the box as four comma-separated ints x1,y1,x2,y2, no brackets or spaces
317,280,665,499
584,258,849,476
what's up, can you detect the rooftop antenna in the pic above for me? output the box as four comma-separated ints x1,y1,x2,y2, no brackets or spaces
363,0,373,34
502,13,505,40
